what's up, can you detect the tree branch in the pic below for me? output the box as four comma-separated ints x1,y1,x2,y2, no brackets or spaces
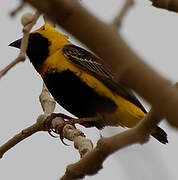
111,0,133,28
0,115,47,158
10,1,25,17
60,108,162,180
0,10,40,79
150,0,178,12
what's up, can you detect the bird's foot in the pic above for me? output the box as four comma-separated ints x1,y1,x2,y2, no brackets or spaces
44,113,98,145
44,113,75,145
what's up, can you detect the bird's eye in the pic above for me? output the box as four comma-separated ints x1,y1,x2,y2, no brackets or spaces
41,27,45,30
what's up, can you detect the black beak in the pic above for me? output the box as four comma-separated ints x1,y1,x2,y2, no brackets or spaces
9,38,22,49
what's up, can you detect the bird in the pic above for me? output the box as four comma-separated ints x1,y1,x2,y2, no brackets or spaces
9,23,168,144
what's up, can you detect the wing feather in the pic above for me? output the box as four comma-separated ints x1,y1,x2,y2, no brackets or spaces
62,44,147,113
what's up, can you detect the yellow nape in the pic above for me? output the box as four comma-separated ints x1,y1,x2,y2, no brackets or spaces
32,23,71,56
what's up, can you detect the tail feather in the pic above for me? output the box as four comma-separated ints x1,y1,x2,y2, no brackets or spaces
151,126,168,144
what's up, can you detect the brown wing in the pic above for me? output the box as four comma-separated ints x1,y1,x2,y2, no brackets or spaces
62,44,147,113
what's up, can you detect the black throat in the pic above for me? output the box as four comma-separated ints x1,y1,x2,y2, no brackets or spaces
26,33,51,70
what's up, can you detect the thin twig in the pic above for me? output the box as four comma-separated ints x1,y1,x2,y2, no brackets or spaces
0,11,41,157
112,0,133,28
10,1,25,17
63,124,93,158
0,115,46,158
0,80,55,158
39,83,56,115
0,10,41,79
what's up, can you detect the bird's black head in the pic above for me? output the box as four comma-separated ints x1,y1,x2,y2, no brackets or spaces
10,24,70,70
9,33,51,71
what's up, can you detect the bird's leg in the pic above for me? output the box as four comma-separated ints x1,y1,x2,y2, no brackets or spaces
55,116,99,145
44,113,99,145
73,117,100,128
